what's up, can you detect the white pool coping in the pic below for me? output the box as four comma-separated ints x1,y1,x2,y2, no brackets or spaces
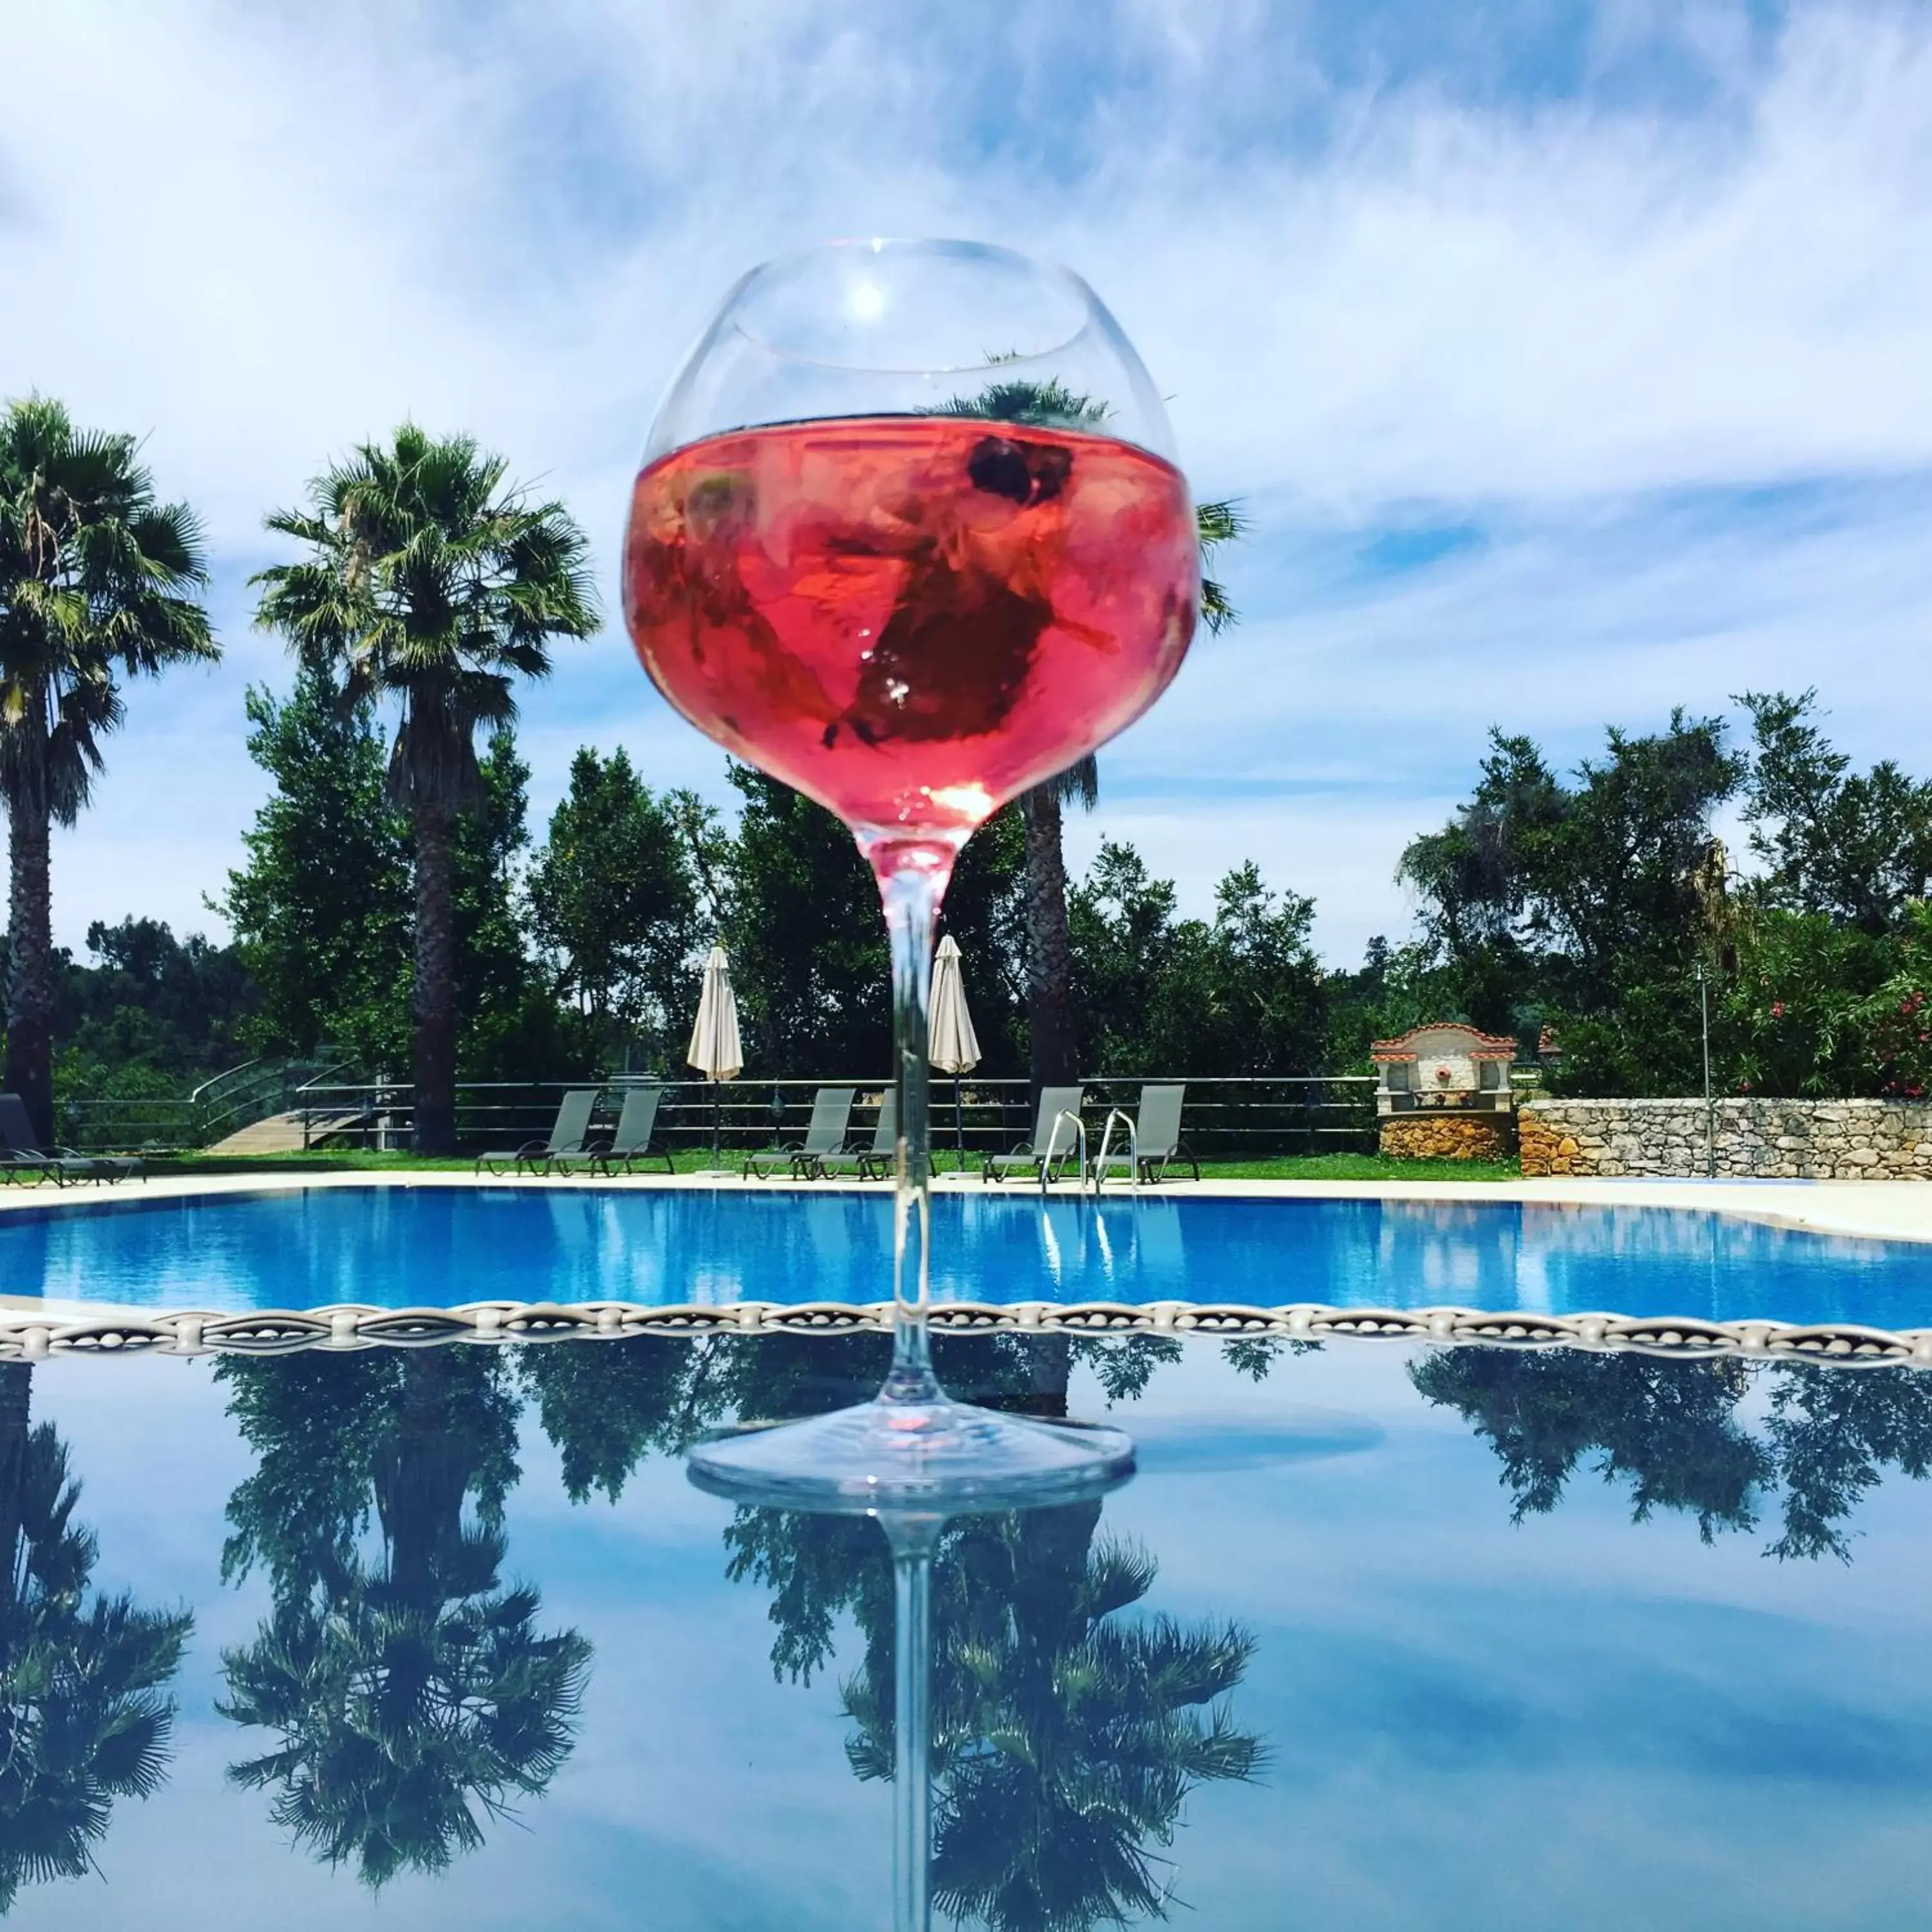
2,1168,1928,1247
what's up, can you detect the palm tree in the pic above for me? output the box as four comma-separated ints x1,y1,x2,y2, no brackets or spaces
1024,502,1243,1095
0,399,215,1142
0,1363,193,1908
253,426,597,1153
218,1349,590,1886
842,1501,1264,1931
940,379,1245,1098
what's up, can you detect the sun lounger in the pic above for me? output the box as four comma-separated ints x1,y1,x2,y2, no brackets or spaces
813,1091,898,1180
981,1086,1086,1184
744,1086,855,1180
585,1084,675,1176
0,1094,142,1185
1089,1083,1199,1185
475,1088,601,1177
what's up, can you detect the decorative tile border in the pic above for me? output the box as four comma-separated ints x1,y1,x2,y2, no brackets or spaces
3,1298,1927,1367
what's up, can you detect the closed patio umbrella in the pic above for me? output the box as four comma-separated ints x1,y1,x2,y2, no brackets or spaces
687,944,743,1168
929,933,980,1170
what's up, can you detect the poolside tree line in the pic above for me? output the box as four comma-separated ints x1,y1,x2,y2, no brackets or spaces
0,395,1289,1152
190,679,1932,1116
211,698,1337,1092
1388,696,1932,1099
6,392,1932,1148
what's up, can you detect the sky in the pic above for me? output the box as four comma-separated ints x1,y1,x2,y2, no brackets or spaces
3,0,1931,966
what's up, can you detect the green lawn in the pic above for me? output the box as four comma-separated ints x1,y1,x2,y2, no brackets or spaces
146,1147,815,1177
1184,1153,1519,1182
146,1148,482,1175
141,1147,1520,1182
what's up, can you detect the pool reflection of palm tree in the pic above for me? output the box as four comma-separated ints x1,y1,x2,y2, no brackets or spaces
216,1352,590,1886
712,1329,1253,1690
720,1334,1265,1930
1412,1349,1932,1560
0,1363,193,1911
843,1502,1264,1931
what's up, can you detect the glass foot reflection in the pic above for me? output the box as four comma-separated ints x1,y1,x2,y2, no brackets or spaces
685,1398,1135,1515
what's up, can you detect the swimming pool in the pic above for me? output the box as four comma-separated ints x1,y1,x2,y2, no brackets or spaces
12,1331,1932,1927
3,1186,1929,1327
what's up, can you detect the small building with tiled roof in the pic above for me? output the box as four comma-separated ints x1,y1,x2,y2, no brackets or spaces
1370,1022,1518,1118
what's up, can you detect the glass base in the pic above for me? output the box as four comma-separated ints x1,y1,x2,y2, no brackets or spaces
685,1395,1135,1516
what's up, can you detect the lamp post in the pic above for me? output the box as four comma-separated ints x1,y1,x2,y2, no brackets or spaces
1698,963,1714,1179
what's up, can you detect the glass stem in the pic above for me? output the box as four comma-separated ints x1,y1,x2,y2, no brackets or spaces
885,1513,939,1932
869,838,956,1407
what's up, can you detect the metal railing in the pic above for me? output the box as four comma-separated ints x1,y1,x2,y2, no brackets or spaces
61,1051,359,1153
1037,1108,1088,1193
59,1072,1378,1160
279,1073,1377,1161
60,1095,203,1153
1092,1107,1139,1191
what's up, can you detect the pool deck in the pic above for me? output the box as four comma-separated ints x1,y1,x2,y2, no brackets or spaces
2,1168,1929,1244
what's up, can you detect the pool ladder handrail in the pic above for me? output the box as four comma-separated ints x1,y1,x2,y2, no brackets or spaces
1090,1108,1140,1194
1038,1110,1088,1195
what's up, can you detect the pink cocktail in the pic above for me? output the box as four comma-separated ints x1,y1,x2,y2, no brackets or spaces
626,416,1196,842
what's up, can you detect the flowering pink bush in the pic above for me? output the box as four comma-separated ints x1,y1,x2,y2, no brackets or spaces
1859,907,1932,1095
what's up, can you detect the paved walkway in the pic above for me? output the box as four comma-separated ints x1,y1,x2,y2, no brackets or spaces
205,1111,368,1155
6,1169,1931,1243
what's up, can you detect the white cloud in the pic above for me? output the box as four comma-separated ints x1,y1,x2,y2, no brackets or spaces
1086,7,1932,507
3,1,1931,958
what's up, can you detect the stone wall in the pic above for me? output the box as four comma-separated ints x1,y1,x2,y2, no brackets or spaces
1520,1097,1932,1180
1379,1113,1516,1162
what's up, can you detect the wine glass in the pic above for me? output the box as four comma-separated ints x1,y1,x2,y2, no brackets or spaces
625,238,1199,1511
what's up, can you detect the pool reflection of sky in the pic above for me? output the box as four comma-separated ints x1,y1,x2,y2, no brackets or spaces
1,1189,1929,1329
7,1337,1932,1929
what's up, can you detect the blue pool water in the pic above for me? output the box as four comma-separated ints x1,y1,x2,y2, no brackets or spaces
1,1185,1929,1325
14,1334,1932,1928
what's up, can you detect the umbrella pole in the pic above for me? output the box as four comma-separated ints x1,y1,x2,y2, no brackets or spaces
712,1079,722,1167
954,1072,964,1173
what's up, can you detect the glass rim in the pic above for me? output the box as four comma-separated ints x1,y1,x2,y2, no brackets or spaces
723,236,1097,376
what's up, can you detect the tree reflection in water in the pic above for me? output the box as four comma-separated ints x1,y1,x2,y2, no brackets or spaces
517,1331,721,1501
1412,1348,1932,1560
714,1332,1266,1931
215,1352,591,1886
0,1361,192,1913
198,1326,1932,1914
858,1504,1262,1931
